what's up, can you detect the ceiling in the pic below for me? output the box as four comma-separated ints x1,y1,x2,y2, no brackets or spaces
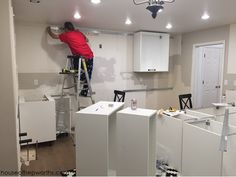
12,0,236,34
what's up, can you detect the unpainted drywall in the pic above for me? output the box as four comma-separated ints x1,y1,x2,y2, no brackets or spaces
16,22,177,112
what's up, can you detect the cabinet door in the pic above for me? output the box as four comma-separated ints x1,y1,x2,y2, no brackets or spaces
156,33,169,71
134,32,169,72
142,32,161,71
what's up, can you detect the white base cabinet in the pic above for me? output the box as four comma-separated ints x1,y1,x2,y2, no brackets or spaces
75,101,124,176
19,95,56,144
53,96,71,134
116,107,157,176
182,120,223,176
156,114,183,172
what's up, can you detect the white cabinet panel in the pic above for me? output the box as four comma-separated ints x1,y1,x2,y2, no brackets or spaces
134,32,169,72
156,115,183,172
182,121,223,176
116,107,157,176
75,101,124,176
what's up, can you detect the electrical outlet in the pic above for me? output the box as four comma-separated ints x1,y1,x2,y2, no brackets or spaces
34,79,39,86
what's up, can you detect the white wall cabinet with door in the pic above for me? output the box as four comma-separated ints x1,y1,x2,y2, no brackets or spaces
133,31,170,72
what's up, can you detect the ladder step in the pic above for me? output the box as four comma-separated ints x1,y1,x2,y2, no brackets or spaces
60,93,76,97
78,88,95,93
79,95,92,98
79,92,96,96
80,84,88,87
67,94,77,96
59,71,78,75
63,85,76,90
67,55,77,59
60,70,84,74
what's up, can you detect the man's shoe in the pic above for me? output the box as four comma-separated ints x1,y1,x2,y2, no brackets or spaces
79,90,88,97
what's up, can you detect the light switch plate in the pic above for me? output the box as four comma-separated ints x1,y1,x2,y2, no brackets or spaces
224,80,228,86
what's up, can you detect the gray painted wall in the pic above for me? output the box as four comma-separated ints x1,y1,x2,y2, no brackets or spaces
172,25,235,107
0,0,20,172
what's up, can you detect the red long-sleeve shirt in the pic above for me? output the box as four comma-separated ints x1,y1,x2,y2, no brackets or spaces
59,30,94,60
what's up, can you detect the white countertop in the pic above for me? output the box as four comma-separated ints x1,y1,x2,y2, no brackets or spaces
76,101,124,116
117,107,157,117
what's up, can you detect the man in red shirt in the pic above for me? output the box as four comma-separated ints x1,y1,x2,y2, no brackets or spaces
47,22,94,96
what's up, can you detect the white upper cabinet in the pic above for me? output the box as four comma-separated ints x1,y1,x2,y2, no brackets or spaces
133,31,170,72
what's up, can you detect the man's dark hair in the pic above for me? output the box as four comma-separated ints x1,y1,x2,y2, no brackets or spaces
64,22,75,31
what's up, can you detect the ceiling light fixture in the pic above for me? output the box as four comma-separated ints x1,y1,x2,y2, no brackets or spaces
133,0,175,19
74,12,81,19
125,18,132,25
201,12,210,20
91,0,101,4
166,23,172,29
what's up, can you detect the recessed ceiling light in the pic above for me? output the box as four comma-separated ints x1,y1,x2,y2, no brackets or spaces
166,23,172,29
74,12,81,19
91,0,101,4
125,18,132,25
201,13,210,20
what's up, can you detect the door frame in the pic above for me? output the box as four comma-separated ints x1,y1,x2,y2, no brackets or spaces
191,40,225,108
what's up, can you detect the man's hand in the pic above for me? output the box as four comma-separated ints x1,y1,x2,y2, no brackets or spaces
47,26,59,39
46,26,51,32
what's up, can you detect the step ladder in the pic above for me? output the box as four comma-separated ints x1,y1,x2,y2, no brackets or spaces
60,55,95,110
57,56,95,142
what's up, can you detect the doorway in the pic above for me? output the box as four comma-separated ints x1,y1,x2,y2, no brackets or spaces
191,41,225,109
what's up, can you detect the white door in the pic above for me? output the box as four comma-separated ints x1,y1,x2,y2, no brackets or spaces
201,46,222,107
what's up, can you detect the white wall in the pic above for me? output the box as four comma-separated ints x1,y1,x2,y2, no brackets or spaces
16,22,177,113
16,21,236,114
0,0,20,172
16,21,69,73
